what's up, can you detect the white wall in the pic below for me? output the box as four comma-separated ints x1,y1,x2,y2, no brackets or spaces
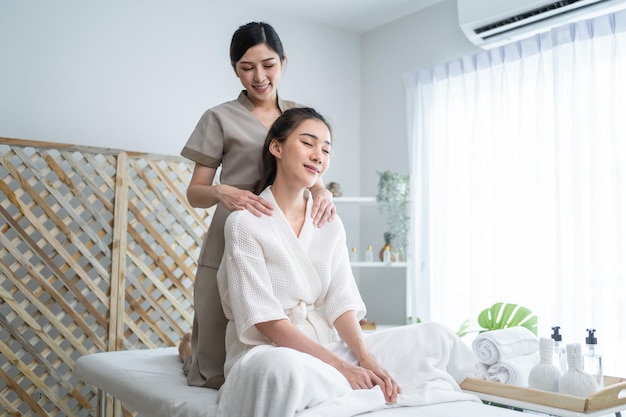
357,0,480,323
1,0,487,324
0,0,484,219
360,0,479,197
0,0,361,194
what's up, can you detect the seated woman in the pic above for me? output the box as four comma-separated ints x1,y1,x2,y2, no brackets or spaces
183,107,479,417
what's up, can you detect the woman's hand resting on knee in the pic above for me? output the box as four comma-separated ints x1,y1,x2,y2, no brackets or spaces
336,359,400,404
355,354,401,404
333,312,401,404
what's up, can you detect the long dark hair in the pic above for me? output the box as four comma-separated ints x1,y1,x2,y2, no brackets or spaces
230,22,285,67
253,108,332,195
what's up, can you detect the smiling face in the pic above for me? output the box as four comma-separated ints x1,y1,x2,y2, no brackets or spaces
234,43,285,105
270,118,332,189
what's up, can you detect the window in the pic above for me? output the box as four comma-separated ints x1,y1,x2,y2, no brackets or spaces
405,11,626,375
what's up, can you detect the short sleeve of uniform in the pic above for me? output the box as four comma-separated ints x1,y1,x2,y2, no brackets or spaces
181,108,225,168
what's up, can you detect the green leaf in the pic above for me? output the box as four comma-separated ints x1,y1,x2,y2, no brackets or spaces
477,307,491,329
477,301,503,329
477,302,538,336
507,306,532,326
519,315,538,335
456,319,471,338
495,303,517,328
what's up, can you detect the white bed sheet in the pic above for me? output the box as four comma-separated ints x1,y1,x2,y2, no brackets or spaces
73,347,526,417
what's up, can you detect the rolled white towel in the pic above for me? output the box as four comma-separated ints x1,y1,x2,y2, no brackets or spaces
469,362,489,380
485,352,540,387
472,327,538,365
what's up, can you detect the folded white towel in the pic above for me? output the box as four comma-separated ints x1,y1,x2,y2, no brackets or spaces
472,327,539,365
485,352,540,387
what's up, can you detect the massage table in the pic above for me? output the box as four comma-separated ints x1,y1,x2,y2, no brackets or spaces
74,347,527,417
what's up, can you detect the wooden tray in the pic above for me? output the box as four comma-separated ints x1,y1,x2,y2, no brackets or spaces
460,376,626,415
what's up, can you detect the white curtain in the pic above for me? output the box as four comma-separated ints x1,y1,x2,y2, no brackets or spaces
405,11,626,376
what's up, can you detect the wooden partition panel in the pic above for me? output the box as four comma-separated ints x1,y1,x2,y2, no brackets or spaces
0,138,210,417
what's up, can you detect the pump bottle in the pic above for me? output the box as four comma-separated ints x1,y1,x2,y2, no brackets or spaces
551,326,567,374
583,328,604,388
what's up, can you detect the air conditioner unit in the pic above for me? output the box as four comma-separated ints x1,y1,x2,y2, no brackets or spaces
459,0,626,49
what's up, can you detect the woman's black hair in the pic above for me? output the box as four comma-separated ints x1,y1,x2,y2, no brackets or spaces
253,108,332,195
230,22,285,66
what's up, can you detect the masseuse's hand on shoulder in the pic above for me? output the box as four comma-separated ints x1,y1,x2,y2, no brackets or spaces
309,184,335,227
186,163,273,216
218,185,273,216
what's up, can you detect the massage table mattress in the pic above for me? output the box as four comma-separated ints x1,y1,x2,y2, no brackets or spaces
74,347,526,417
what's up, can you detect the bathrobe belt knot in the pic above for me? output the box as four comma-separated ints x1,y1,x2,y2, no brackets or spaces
286,301,315,325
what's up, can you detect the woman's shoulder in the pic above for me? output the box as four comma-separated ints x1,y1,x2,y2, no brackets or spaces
197,92,253,121
281,99,301,110
204,94,304,119
278,94,306,112
224,209,272,240
314,213,346,240
225,209,259,229
203,97,246,116
302,190,346,236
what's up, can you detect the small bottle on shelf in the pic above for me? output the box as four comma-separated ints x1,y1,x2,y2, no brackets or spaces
350,247,358,262
383,246,391,263
365,245,374,262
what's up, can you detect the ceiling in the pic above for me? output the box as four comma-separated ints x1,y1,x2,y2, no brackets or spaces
229,0,446,33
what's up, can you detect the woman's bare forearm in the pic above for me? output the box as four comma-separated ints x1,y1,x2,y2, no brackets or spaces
187,183,225,208
334,311,372,363
256,319,345,368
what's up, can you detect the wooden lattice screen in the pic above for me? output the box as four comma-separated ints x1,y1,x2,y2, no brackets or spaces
0,137,211,417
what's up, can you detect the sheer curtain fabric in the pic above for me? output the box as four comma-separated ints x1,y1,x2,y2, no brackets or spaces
405,11,626,375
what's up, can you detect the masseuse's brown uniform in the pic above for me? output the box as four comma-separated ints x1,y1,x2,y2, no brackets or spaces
180,91,299,388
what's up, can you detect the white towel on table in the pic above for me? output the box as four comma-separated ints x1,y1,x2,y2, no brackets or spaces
472,327,538,365
485,352,540,387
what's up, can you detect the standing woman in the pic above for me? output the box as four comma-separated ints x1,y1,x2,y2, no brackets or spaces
179,22,335,389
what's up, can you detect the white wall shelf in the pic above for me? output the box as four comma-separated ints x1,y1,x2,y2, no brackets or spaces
350,262,408,268
334,196,377,205
336,196,412,326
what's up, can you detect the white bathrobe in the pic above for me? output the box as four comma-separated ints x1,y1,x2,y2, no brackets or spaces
218,187,366,377
217,187,478,417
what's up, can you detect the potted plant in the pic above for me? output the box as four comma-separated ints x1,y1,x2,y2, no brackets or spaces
376,170,410,259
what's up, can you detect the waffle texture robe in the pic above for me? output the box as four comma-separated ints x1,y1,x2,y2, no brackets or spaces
216,187,479,417
218,187,366,377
